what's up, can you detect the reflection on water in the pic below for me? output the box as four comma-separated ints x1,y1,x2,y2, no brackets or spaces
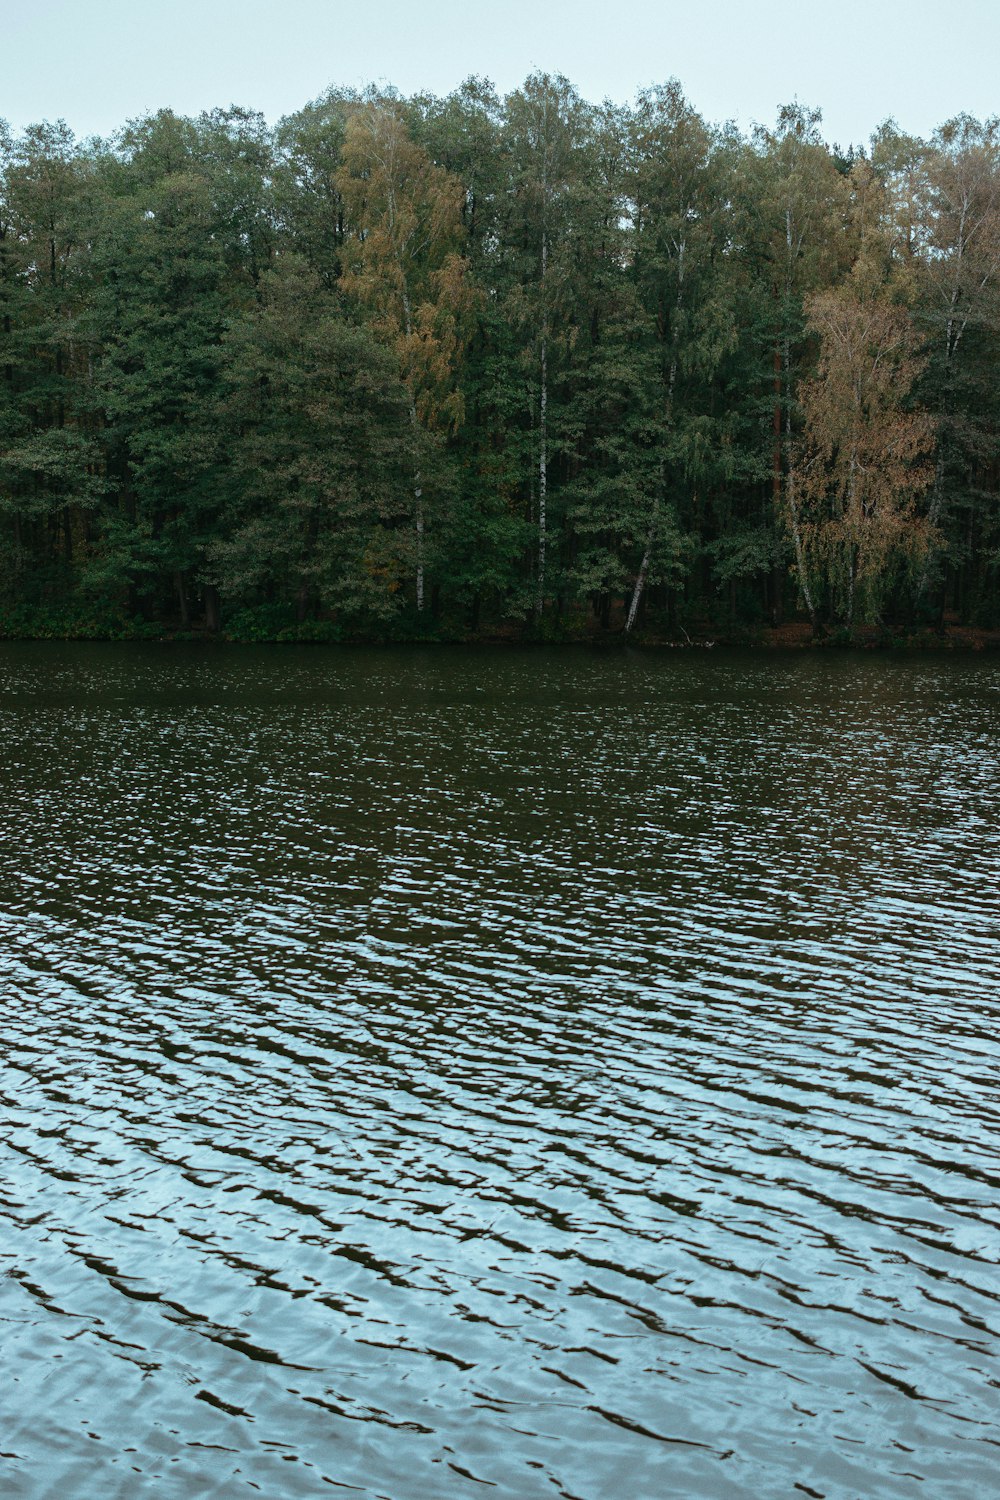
1,643,998,1499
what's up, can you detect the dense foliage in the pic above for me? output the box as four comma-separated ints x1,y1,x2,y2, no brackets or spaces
2,81,999,639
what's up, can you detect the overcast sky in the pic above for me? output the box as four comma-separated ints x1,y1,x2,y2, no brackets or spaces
3,0,997,147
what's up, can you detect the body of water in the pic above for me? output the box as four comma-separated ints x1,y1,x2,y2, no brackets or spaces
1,644,998,1498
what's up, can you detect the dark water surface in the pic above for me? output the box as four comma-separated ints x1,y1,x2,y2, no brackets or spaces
1,644,999,1500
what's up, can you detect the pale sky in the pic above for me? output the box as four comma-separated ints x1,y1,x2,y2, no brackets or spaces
2,0,997,148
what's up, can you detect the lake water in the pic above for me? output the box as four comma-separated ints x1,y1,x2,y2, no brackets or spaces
1,644,998,1500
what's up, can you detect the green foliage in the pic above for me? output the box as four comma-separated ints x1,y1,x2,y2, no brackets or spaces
0,601,162,640
221,603,345,642
0,84,998,639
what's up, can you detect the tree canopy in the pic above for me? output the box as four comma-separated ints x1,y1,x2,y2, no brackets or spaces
2,79,998,640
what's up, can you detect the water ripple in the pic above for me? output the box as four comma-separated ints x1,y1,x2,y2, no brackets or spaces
1,644,999,1499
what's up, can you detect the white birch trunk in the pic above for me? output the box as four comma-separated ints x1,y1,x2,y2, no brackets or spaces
917,217,967,604
415,469,425,611
627,239,685,632
626,488,658,632
536,327,547,618
782,333,817,625
407,399,425,612
786,466,816,623
401,288,425,612
535,112,549,622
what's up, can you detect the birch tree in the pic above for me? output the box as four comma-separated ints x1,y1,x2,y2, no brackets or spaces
914,117,1000,606
793,270,934,626
336,97,474,611
750,106,852,626
625,83,737,630
503,73,589,619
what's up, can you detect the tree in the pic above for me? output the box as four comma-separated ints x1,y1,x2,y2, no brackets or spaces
623,83,744,630
1,79,999,639
746,105,852,625
0,121,106,599
502,73,591,619
272,89,356,286
792,269,934,626
215,257,411,622
913,117,1000,614
86,113,233,624
407,80,532,625
336,96,474,611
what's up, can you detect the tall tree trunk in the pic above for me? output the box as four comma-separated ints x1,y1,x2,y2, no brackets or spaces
175,570,189,627
629,241,685,634
297,515,319,624
203,584,221,634
916,449,947,605
918,238,967,604
412,402,425,612
785,467,816,631
535,206,549,621
536,333,547,617
626,489,658,633
770,326,785,623
779,334,817,631
772,342,783,511
401,284,425,612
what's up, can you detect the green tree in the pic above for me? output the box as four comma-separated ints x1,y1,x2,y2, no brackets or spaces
746,105,852,625
0,122,104,601
272,89,356,286
336,96,474,612
624,84,744,630
215,256,410,623
913,117,1000,617
501,73,592,619
87,114,232,624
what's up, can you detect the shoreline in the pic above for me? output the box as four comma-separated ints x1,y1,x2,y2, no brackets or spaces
2,620,999,651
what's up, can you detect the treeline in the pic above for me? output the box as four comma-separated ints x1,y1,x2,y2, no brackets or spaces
1,77,999,640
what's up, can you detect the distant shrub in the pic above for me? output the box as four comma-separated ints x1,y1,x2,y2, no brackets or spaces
0,602,161,640
222,603,299,641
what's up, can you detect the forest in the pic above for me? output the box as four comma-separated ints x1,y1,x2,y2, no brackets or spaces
1,76,999,642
